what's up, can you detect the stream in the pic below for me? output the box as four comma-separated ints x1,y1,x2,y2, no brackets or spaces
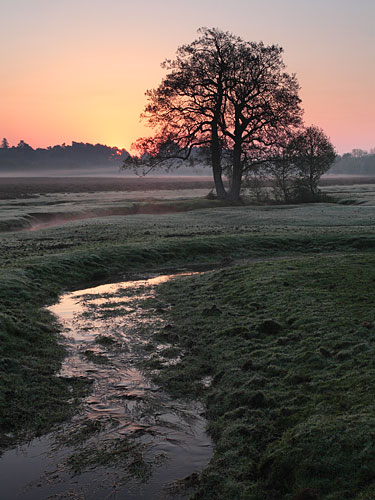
0,273,213,500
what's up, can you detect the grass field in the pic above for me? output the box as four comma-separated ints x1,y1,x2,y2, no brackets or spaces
1,176,375,499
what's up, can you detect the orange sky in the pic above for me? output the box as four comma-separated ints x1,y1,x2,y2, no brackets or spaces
2,0,374,154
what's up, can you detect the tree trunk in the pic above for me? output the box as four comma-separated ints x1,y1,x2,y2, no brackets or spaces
229,145,242,201
212,162,227,199
309,166,315,194
211,126,227,199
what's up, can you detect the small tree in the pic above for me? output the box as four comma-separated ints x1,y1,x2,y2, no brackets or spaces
291,126,336,197
269,159,297,203
241,164,270,202
266,126,336,202
266,137,298,202
1,138,9,149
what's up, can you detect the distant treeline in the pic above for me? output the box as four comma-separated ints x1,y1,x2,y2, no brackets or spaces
329,149,375,175
0,138,129,172
1,138,374,176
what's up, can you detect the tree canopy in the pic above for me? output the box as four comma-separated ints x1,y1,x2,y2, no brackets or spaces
289,126,336,196
124,27,303,201
265,126,336,202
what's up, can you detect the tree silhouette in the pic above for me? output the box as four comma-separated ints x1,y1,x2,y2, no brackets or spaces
266,137,299,202
0,141,128,172
126,28,237,199
124,27,303,201
291,126,336,196
17,140,33,150
265,127,336,202
1,138,9,149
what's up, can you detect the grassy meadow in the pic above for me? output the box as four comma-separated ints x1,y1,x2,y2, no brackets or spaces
1,176,375,499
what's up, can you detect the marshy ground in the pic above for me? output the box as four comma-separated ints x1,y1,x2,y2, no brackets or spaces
1,176,375,499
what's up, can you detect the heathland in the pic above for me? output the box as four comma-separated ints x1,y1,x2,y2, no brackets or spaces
1,176,375,499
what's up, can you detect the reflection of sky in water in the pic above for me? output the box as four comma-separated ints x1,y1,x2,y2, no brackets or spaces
0,272,212,500
50,273,193,320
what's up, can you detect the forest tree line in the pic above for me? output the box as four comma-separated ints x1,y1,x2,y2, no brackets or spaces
328,149,375,175
0,139,129,172
1,138,374,177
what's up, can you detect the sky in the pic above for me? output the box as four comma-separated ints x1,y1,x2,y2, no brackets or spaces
1,0,374,154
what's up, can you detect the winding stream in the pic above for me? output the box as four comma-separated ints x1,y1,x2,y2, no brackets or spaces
0,273,213,500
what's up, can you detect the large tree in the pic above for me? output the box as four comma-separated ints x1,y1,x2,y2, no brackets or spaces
124,28,303,201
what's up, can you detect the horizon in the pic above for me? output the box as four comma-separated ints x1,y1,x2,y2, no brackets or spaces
2,0,374,155
1,138,375,157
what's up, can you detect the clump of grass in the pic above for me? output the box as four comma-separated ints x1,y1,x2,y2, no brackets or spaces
95,334,117,346
67,438,151,480
83,350,109,364
57,418,106,446
260,413,375,499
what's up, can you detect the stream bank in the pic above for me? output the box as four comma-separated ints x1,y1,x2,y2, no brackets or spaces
0,273,213,500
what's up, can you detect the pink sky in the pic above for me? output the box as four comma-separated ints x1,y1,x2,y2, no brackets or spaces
2,0,374,154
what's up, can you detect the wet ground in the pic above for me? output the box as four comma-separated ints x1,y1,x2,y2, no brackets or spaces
0,273,213,500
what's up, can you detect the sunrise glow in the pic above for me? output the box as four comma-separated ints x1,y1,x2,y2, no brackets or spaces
2,0,374,153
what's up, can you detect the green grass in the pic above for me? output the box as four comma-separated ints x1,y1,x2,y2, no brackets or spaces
1,182,375,498
145,254,375,499
1,202,375,450
0,196,229,232
66,436,151,478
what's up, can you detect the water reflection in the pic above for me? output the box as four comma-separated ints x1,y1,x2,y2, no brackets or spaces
0,272,212,500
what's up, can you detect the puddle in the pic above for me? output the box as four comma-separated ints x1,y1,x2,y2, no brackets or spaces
0,273,213,500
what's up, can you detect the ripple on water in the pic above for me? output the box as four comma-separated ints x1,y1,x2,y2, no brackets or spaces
0,273,213,500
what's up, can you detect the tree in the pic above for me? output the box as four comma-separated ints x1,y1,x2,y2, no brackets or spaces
17,140,33,150
1,138,9,149
266,139,298,202
265,126,336,202
125,28,238,199
351,148,368,158
290,126,336,197
124,27,303,201
216,38,302,200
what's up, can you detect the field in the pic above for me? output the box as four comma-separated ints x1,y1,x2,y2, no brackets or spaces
1,176,375,499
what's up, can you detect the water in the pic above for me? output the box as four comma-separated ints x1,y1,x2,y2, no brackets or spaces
0,273,213,500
